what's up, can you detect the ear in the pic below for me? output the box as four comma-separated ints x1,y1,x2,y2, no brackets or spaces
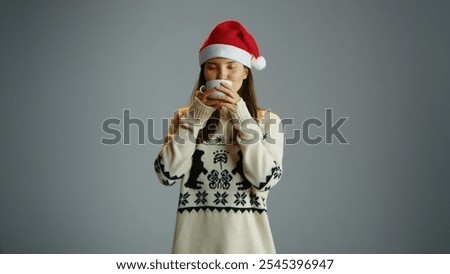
243,67,249,79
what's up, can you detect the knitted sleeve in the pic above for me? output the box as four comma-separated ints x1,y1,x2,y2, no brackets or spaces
230,99,284,191
154,98,215,186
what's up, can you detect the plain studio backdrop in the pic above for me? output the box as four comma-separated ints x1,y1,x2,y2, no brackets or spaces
1,0,449,253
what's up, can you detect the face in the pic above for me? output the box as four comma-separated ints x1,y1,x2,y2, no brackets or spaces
204,57,249,92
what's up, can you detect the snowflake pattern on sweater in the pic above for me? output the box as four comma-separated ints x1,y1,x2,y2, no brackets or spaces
155,145,282,213
154,97,284,253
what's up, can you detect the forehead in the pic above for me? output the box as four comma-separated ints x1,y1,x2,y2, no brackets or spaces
205,57,240,65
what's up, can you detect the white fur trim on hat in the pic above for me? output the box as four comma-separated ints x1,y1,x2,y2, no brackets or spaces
199,44,253,68
251,56,266,70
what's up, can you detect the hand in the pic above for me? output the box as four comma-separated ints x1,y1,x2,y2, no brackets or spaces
196,82,240,112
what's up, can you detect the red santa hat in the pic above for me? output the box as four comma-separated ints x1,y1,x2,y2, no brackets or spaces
199,20,266,70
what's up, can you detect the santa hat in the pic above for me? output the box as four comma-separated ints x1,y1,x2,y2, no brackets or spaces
199,20,266,70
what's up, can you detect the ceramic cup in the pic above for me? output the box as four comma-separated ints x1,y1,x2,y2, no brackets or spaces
204,79,233,98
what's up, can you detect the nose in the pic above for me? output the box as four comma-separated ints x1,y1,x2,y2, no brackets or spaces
218,67,227,79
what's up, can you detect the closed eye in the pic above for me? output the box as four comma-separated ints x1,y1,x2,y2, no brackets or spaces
205,65,217,70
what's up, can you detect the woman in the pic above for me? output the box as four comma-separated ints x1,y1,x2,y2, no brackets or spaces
154,20,284,253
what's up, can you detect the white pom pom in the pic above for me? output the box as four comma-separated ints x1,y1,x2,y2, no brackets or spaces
252,56,266,70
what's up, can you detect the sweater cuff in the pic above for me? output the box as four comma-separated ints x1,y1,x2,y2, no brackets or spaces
231,98,254,124
190,97,216,121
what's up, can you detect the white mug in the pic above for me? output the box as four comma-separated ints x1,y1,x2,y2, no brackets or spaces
204,79,233,98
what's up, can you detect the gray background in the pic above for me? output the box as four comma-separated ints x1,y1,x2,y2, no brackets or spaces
1,0,449,253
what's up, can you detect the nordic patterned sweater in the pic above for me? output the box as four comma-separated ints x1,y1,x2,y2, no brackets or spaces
154,97,284,254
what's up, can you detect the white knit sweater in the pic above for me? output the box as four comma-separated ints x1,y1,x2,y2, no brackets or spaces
154,97,284,253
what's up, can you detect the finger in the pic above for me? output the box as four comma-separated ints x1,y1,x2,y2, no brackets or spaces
195,90,203,97
214,87,237,101
206,97,227,107
207,88,231,100
220,82,234,91
218,102,237,112
199,88,216,101
212,93,239,105
203,88,217,97
198,90,223,109
216,83,234,93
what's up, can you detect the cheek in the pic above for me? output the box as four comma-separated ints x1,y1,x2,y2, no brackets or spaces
228,70,245,81
233,82,243,92
204,70,217,81
231,79,244,91
228,72,245,90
